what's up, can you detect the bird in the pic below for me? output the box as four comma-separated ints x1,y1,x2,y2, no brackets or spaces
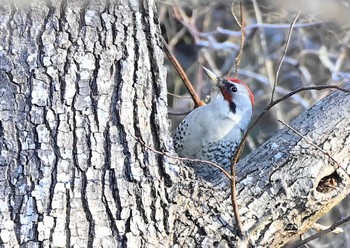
172,67,254,186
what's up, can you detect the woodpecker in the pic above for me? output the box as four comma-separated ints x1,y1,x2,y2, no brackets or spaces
173,67,254,186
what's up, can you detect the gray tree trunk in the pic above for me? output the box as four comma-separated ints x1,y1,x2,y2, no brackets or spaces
0,0,349,248
0,0,174,247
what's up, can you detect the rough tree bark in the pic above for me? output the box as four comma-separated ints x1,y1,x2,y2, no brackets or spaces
0,0,349,248
0,0,175,247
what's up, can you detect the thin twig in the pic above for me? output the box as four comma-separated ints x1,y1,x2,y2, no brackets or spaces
231,1,242,28
167,110,192,116
231,0,245,78
128,131,232,179
168,27,187,49
267,85,350,107
251,0,286,129
332,47,347,80
232,85,350,166
228,0,246,240
174,16,323,39
291,215,350,248
271,11,300,103
230,161,245,239
312,223,343,234
278,119,350,180
252,0,275,90
278,120,341,168
167,92,192,99
161,36,204,107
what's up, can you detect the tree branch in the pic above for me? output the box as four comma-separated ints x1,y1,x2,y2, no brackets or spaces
271,11,300,103
231,0,245,78
278,119,343,171
291,215,350,248
128,131,232,180
232,84,350,166
161,36,204,108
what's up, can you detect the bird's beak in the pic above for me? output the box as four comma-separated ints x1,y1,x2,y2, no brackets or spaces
201,66,224,87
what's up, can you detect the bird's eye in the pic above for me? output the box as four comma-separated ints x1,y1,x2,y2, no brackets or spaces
230,85,237,93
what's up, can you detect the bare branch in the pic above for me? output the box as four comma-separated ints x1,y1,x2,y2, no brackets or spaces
291,215,350,248
188,22,325,39
233,0,245,78
252,0,276,91
271,12,300,103
167,92,192,99
270,85,350,106
312,223,343,234
230,163,245,240
128,130,232,180
161,36,204,108
278,119,341,168
231,1,242,29
167,110,192,116
214,22,325,36
229,0,246,240
232,84,350,166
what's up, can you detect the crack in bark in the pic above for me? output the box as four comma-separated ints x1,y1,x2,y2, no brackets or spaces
26,69,35,118
12,125,25,245
136,189,149,226
58,0,68,32
160,199,171,234
46,108,60,214
140,1,173,188
36,1,54,67
78,1,89,33
57,0,71,104
0,121,3,153
81,172,95,247
101,125,124,244
123,210,132,246
7,2,16,52
98,11,107,48
255,221,272,246
48,216,57,245
184,209,208,244
149,181,158,229
65,188,71,247
71,65,84,172
129,3,163,234
90,54,100,131
104,82,123,222
113,59,133,182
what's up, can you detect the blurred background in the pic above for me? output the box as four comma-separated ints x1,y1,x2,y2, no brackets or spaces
158,0,350,247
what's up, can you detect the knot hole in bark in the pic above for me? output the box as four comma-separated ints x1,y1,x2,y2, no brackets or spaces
316,171,341,193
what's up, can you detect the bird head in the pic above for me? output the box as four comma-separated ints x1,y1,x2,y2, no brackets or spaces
201,66,254,114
